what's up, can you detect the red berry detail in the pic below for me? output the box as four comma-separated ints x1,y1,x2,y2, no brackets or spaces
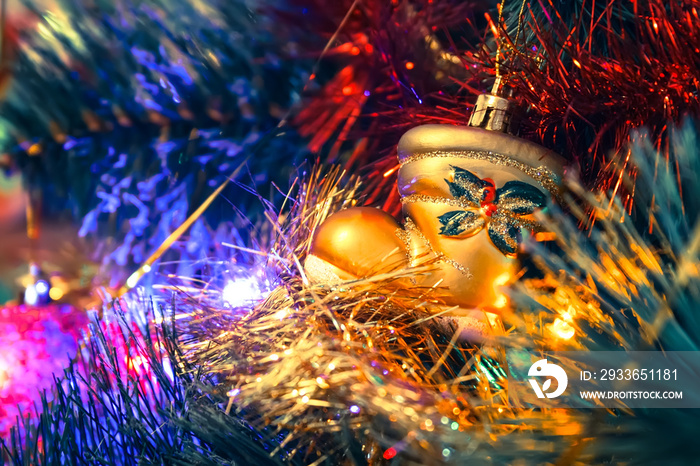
482,187,496,204
481,179,496,204
482,203,498,217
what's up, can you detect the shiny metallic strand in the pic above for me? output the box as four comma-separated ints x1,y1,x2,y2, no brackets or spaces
497,0,700,200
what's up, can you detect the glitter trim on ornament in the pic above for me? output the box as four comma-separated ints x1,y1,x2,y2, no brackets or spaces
399,149,561,199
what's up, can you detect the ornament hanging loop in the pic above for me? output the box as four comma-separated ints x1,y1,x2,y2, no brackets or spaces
474,0,530,135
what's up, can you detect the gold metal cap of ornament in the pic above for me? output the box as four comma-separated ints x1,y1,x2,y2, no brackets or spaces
467,77,521,134
468,93,520,133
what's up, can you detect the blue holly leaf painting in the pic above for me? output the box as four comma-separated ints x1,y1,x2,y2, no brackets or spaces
496,180,548,215
437,165,548,256
487,217,521,256
438,210,484,236
445,165,485,204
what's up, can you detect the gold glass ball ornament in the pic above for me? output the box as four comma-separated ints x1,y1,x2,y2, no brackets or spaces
305,91,567,332
305,207,409,283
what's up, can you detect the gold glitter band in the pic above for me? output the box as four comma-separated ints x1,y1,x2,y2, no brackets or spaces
399,150,561,198
400,218,473,277
402,194,474,210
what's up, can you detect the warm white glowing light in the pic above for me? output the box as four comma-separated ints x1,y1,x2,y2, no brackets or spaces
273,309,289,320
222,277,263,307
49,287,64,301
35,280,49,295
24,286,38,306
24,279,50,306
550,318,575,340
493,272,511,287
126,272,140,289
493,294,508,309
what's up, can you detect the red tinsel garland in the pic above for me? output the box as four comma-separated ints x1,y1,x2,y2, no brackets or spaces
282,0,700,212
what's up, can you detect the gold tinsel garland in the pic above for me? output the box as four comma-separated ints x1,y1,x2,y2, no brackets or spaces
170,166,597,465
175,131,700,464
